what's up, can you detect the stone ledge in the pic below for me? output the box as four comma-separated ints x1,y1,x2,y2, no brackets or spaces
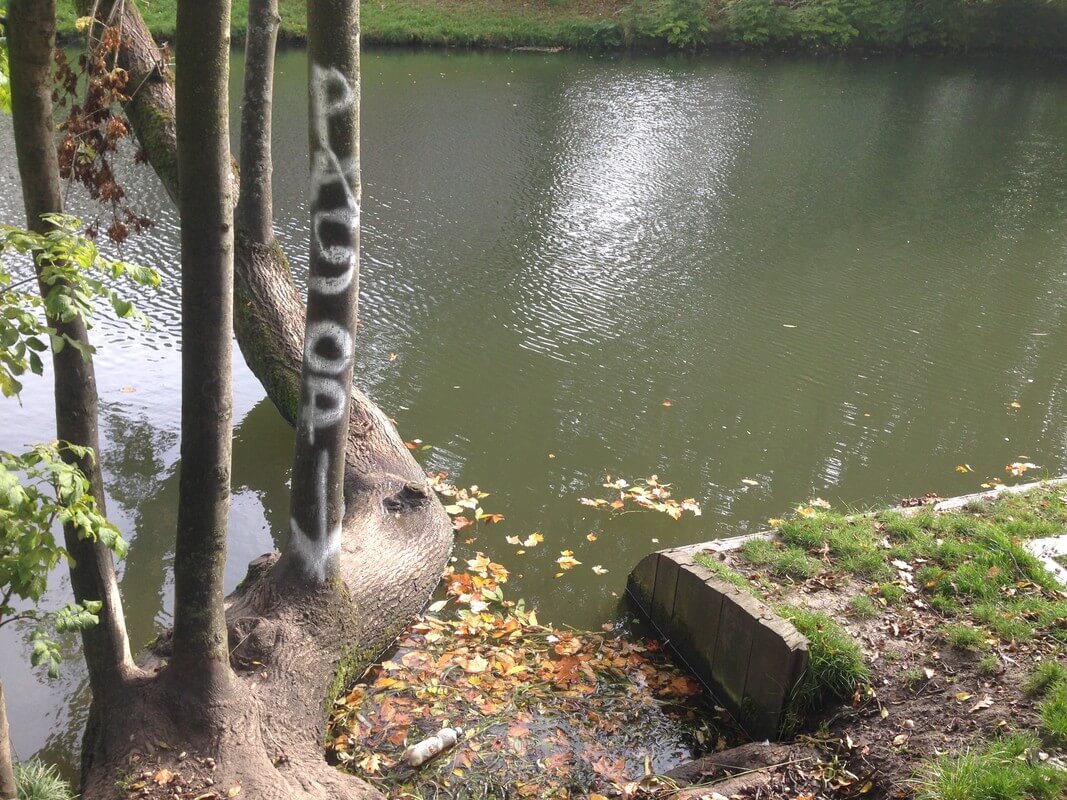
627,544,808,740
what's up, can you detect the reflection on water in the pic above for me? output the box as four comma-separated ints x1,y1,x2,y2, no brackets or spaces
3,48,1067,772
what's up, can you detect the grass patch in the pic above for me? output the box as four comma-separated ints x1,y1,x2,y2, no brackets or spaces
977,655,1000,676
938,623,987,652
14,759,75,800
913,733,1067,800
777,605,870,720
1038,680,1067,746
693,552,757,593
740,538,820,580
879,582,906,604
1025,660,1067,697
847,594,879,619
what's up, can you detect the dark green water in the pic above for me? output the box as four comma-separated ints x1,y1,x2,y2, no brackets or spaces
3,48,1067,769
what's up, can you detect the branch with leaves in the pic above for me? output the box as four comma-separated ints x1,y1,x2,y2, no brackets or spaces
0,213,160,397
0,441,126,676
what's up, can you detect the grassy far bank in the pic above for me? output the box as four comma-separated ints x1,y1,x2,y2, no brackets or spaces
56,0,1067,53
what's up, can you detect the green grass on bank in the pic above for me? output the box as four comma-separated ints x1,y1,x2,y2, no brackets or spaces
55,0,1067,52
766,488,1067,648
913,733,1067,800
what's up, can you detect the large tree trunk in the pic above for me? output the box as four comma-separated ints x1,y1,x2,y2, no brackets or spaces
169,0,237,691
7,0,136,699
67,2,454,797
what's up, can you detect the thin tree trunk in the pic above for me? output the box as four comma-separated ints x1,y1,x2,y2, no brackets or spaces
169,0,236,688
0,681,14,800
282,0,362,585
236,0,280,245
7,0,135,697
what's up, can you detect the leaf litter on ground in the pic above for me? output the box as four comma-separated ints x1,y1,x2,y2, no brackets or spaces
327,474,733,799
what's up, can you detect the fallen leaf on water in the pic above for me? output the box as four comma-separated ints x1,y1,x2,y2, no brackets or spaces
523,533,544,547
955,464,973,473
1010,401,1021,408
1007,462,1039,476
120,386,136,393
592,565,608,575
661,400,672,407
556,551,581,570
389,352,397,361
427,599,448,613
741,478,759,486
586,532,598,542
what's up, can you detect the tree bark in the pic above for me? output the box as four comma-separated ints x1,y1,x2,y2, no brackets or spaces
282,0,362,585
65,2,454,797
8,0,136,700
236,0,280,245
169,0,236,689
0,681,14,800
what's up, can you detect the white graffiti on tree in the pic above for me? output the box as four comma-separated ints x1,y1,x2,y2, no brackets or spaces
290,63,360,581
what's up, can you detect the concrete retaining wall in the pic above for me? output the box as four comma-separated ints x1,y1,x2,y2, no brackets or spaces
628,544,808,740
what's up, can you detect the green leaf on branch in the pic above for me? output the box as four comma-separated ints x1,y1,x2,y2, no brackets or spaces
0,214,161,398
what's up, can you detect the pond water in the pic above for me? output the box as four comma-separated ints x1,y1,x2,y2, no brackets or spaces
3,47,1067,772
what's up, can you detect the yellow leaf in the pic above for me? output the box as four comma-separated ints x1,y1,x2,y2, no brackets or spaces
592,565,608,575
556,551,581,570
74,15,94,31
586,532,598,542
227,787,242,798
1010,401,1021,408
955,464,973,473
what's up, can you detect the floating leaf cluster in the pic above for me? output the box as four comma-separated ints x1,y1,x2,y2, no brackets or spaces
428,471,505,531
579,476,701,520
